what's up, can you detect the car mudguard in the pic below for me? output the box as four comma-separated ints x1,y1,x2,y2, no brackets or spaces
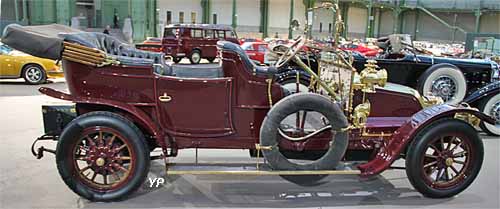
38,87,167,150
463,81,500,105
358,104,495,177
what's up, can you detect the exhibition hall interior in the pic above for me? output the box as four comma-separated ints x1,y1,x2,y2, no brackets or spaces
0,0,499,208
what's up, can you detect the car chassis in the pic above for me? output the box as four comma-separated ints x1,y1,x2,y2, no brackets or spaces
2,2,496,202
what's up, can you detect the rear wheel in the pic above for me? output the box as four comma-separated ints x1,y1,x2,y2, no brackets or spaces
56,112,150,201
189,50,202,64
479,94,500,136
260,93,349,185
207,57,216,63
405,118,483,198
22,64,47,85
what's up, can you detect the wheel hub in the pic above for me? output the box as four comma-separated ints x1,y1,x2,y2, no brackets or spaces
96,157,105,166
445,157,454,167
431,76,456,101
490,101,500,123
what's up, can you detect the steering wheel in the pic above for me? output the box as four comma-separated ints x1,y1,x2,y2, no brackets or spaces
274,36,306,68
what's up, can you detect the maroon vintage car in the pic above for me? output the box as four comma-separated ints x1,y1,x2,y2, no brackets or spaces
2,24,495,202
161,24,239,64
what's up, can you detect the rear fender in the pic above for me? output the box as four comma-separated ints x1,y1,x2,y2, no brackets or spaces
38,87,167,150
358,104,494,177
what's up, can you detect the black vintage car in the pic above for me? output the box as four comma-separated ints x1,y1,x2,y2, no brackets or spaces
352,52,499,105
272,37,500,136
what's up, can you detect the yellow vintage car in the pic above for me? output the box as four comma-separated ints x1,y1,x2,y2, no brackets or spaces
0,42,63,84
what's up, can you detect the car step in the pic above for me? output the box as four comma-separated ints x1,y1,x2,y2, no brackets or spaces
164,162,361,175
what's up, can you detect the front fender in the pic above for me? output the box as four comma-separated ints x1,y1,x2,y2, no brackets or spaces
463,81,500,104
38,87,165,148
358,104,494,177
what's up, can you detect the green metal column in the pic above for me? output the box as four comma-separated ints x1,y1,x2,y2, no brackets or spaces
288,0,294,39
376,8,382,37
201,0,211,24
131,0,147,42
22,0,28,24
232,0,237,29
475,9,482,33
261,0,269,38
366,0,373,38
393,8,401,33
413,8,419,40
30,0,57,25
303,0,316,39
55,0,75,26
14,0,19,22
341,2,348,38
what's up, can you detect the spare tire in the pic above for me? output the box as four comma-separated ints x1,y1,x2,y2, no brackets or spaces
259,93,349,171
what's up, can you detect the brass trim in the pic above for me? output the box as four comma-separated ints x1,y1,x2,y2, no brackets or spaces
63,50,106,62
166,169,360,175
158,93,172,102
62,55,98,67
64,42,104,54
64,46,106,58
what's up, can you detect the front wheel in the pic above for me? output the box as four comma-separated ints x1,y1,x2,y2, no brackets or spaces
418,64,466,105
479,94,500,136
22,64,47,84
405,118,483,198
172,57,182,64
56,111,150,201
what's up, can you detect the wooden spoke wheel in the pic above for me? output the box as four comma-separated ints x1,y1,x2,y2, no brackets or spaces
56,112,150,201
73,127,135,191
420,135,472,190
406,118,483,198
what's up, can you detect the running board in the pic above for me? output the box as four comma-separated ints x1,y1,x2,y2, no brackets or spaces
165,162,361,175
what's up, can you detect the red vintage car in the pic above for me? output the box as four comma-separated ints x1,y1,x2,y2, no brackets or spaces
161,24,239,64
340,43,380,57
135,37,162,52
3,24,495,202
241,41,268,64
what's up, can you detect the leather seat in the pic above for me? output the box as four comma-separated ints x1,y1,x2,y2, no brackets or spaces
61,32,171,75
217,41,277,77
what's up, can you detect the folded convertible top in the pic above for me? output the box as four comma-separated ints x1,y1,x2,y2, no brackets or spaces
2,24,82,60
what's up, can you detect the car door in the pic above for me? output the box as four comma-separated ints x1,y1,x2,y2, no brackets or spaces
0,47,17,77
155,76,234,137
202,29,218,58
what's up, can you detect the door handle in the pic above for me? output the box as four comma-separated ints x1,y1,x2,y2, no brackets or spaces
159,93,172,102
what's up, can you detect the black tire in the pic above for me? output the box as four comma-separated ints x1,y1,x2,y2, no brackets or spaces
207,57,216,63
172,57,182,64
260,93,349,185
189,49,201,64
56,111,150,201
417,64,466,105
22,64,47,85
405,118,483,198
478,94,500,136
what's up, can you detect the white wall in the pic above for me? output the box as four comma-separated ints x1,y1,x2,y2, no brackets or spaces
347,6,367,38
212,0,232,25
158,0,202,24
311,4,334,38
237,0,260,27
